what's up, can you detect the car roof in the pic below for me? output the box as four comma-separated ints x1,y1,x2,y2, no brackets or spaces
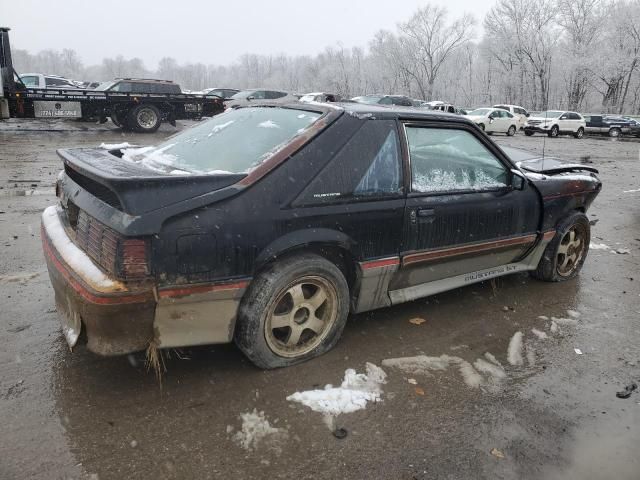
269,101,475,125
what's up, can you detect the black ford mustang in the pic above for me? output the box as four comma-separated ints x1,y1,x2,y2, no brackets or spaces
42,103,601,368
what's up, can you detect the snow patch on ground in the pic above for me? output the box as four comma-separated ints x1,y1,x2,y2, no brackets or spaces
99,142,134,149
531,328,548,340
590,242,611,250
382,354,486,388
623,188,640,193
550,321,560,333
286,363,386,428
473,358,506,380
567,310,581,319
507,331,524,366
551,316,579,326
232,409,287,452
42,206,118,289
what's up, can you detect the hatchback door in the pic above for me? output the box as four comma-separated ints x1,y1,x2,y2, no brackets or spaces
390,123,542,302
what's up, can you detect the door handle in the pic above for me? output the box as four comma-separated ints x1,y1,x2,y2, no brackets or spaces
417,208,435,217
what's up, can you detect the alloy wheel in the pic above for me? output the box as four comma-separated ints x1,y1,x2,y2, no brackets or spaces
265,276,338,357
556,225,587,277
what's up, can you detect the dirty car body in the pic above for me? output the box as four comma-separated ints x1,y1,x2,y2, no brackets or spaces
41,103,602,367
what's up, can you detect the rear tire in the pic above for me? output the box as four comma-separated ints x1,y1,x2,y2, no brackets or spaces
110,108,128,129
574,127,584,139
235,253,350,369
507,125,516,136
128,104,162,133
531,212,590,282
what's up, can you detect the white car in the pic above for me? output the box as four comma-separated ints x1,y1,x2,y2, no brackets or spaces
523,111,586,138
299,92,341,103
224,89,298,108
19,73,81,89
493,104,530,129
464,108,518,136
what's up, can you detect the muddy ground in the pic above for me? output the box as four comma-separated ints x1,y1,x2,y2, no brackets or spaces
0,118,638,480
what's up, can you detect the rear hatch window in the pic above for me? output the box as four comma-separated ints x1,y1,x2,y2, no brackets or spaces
121,107,321,175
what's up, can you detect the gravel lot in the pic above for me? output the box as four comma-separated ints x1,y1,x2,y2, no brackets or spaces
1,119,639,480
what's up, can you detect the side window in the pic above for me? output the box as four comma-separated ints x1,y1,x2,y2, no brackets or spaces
45,77,59,86
252,90,267,99
266,91,286,99
379,97,393,105
406,126,509,193
295,120,402,205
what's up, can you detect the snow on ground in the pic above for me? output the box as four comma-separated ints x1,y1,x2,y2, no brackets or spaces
567,310,581,319
550,321,560,333
99,142,134,149
473,358,507,380
382,354,486,388
507,332,524,366
231,409,288,452
42,206,119,289
590,242,611,250
623,188,640,193
531,328,548,340
286,363,387,429
551,316,579,326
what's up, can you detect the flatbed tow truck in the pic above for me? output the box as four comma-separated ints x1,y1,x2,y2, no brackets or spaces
0,27,222,132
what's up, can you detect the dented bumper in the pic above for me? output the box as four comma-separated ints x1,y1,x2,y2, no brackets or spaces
41,206,247,355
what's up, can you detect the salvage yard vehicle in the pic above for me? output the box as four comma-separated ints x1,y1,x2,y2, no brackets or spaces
351,94,414,106
224,89,298,108
493,104,530,129
19,73,82,89
299,92,342,103
584,114,633,137
41,102,601,368
524,111,586,138
0,28,221,133
463,107,518,135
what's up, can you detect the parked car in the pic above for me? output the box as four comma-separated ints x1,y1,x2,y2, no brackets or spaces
493,104,530,129
203,88,240,99
524,111,585,138
351,94,413,107
42,102,601,368
584,114,633,137
299,92,342,103
464,107,518,135
224,89,298,108
423,101,457,113
621,117,640,136
19,73,81,89
95,78,182,94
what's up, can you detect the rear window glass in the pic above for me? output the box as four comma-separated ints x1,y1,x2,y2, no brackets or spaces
121,107,321,174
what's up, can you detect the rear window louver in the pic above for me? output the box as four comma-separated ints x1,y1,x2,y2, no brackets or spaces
65,165,123,211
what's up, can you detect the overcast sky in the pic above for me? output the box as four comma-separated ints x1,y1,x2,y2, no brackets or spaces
3,0,492,68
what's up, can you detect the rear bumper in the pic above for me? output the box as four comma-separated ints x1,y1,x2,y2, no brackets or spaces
42,206,156,355
41,205,247,355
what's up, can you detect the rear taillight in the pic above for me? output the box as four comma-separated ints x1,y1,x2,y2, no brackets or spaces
119,238,150,279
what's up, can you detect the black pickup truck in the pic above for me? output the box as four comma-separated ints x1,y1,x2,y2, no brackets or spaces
0,27,222,132
584,114,634,137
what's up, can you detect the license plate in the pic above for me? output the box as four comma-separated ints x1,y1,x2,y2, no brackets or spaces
34,101,82,118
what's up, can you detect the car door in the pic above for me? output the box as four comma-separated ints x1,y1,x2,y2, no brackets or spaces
494,110,510,133
389,122,542,300
558,112,572,132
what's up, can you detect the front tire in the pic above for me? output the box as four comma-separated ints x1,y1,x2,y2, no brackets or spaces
524,130,534,136
548,125,559,138
609,127,621,138
531,212,590,282
235,253,350,369
507,125,516,136
128,104,162,133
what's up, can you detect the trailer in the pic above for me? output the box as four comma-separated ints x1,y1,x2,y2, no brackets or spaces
0,27,223,132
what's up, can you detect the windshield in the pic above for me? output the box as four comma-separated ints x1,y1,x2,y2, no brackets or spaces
468,108,491,116
121,107,321,174
538,111,564,118
352,96,382,104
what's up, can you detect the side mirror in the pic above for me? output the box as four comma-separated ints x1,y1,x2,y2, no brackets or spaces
525,113,530,117
511,169,526,190
247,95,255,101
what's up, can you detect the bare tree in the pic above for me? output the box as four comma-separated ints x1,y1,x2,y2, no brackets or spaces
397,5,475,100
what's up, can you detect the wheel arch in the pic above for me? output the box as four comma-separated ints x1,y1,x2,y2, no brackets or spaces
254,229,358,289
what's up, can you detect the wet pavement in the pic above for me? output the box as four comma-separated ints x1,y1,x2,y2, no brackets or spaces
1,119,639,480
